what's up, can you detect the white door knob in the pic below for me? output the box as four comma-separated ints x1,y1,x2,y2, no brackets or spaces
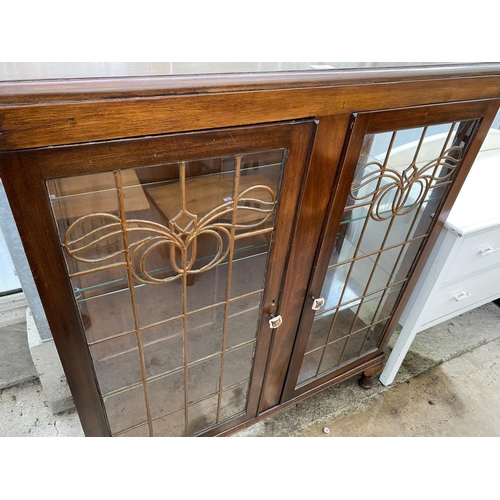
311,296,325,311
269,315,283,329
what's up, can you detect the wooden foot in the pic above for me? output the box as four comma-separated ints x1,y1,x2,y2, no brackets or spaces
186,274,195,287
358,373,374,390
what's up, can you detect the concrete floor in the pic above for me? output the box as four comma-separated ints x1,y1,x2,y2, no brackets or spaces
2,302,500,437
237,301,500,437
0,321,36,390
300,339,500,437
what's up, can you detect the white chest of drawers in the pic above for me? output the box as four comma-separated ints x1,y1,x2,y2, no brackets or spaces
380,130,500,386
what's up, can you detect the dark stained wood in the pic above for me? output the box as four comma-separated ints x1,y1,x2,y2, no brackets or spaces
0,154,110,436
2,65,500,437
1,76,500,150
30,124,296,180
247,121,316,418
358,374,374,389
280,98,500,404
259,114,352,412
3,120,315,437
279,114,371,403
1,63,500,105
365,99,493,133
358,362,385,389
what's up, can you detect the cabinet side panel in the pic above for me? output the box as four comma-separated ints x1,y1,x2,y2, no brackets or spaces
0,152,110,436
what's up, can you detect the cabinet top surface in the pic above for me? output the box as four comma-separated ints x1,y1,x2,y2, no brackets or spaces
1,62,499,103
0,62,474,82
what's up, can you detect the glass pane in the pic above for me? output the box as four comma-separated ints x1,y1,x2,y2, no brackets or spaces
329,232,358,266
152,409,185,437
230,252,267,299
362,319,390,353
188,355,221,404
234,232,271,256
188,395,219,436
186,263,228,313
148,369,185,418
78,287,135,343
116,424,150,437
353,290,385,328
297,349,323,386
47,148,286,436
318,338,348,375
307,304,364,355
134,279,183,327
340,328,370,365
375,283,405,321
220,382,249,421
391,239,426,283
345,255,386,299
373,246,404,289
71,267,128,300
305,313,331,352
297,118,480,390
142,318,184,378
235,155,282,235
320,263,351,311
104,385,148,435
188,305,225,363
223,342,255,389
47,172,125,275
226,292,263,348
90,333,142,395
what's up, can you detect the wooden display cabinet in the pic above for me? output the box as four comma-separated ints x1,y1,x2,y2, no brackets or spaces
0,63,499,436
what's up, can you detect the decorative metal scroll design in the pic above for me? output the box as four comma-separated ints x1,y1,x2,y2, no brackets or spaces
64,184,276,285
350,145,463,221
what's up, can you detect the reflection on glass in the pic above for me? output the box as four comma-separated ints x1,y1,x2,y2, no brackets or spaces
230,252,268,299
152,409,185,437
78,287,135,343
297,350,323,386
223,342,255,389
116,424,150,437
297,119,478,389
188,396,219,436
226,292,263,348
148,369,185,418
188,355,221,404
188,305,225,363
318,339,346,376
90,333,142,395
220,382,249,421
104,385,147,435
142,318,184,378
47,149,285,436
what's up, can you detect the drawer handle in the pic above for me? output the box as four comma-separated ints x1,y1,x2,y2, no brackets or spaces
453,291,471,302
479,246,498,255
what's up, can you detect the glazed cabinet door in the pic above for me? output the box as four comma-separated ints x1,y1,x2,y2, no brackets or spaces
2,121,315,436
280,100,497,402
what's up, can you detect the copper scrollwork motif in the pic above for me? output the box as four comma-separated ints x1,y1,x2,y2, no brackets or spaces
64,183,276,285
350,145,463,221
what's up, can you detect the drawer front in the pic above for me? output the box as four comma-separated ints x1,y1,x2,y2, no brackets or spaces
421,264,500,325
443,227,500,283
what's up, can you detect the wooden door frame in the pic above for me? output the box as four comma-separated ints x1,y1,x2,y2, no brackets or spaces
278,98,500,404
0,120,316,436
